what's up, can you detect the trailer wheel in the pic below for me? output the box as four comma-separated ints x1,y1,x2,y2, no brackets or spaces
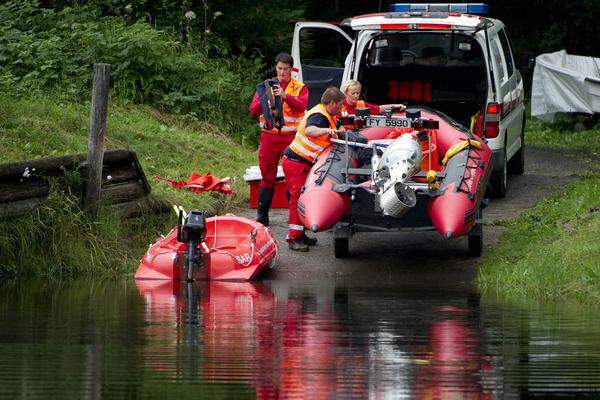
334,237,349,258
468,208,483,257
468,233,483,257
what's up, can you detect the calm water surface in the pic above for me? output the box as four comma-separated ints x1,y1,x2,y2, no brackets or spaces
0,278,599,399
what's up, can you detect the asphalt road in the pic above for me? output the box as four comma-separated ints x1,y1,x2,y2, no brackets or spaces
241,146,590,288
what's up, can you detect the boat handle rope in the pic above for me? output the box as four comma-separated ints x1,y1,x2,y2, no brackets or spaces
455,146,484,199
208,216,278,268
442,139,481,166
314,143,343,186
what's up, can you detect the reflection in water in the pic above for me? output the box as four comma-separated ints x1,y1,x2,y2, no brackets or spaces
0,279,599,398
136,280,493,398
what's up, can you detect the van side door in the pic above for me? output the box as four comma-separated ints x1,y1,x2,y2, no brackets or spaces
291,22,353,107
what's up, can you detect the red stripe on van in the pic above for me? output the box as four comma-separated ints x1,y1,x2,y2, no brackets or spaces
378,23,410,30
417,23,452,30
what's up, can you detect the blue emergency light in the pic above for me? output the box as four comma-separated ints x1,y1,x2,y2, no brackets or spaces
390,3,489,15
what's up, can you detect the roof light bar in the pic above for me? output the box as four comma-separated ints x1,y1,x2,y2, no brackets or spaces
390,3,489,15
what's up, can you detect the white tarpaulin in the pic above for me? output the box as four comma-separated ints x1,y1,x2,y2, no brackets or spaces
531,50,600,122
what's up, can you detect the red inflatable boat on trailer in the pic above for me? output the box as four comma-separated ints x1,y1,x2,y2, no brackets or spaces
297,107,492,257
135,213,278,281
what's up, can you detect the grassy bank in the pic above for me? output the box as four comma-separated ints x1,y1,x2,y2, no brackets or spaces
478,116,600,304
0,94,257,277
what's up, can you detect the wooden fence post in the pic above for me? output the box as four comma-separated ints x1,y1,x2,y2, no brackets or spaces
84,63,110,219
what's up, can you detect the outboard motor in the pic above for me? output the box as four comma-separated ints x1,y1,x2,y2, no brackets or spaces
177,210,207,281
373,135,422,217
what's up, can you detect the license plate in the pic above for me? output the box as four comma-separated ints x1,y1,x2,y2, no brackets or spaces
364,116,412,128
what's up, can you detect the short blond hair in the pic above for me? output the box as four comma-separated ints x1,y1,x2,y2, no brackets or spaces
341,80,361,94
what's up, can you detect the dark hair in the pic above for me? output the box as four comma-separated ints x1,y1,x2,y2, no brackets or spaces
321,86,345,105
275,52,294,67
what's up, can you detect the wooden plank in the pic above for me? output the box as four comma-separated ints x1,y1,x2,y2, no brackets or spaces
0,150,130,181
84,63,111,219
101,181,147,203
129,151,151,193
102,166,138,186
0,197,46,219
110,196,171,218
0,179,49,203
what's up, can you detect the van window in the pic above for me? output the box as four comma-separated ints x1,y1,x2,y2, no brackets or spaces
498,29,514,77
299,28,351,67
358,32,488,128
490,39,507,82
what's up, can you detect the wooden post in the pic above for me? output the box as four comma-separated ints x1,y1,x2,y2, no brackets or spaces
84,63,110,219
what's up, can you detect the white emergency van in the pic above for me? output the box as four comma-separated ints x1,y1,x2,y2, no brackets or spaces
291,3,529,198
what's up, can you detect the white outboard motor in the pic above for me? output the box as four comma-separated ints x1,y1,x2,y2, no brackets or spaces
372,134,422,217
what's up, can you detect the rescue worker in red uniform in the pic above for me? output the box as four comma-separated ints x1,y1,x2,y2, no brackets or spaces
282,87,346,251
249,53,308,226
340,80,405,116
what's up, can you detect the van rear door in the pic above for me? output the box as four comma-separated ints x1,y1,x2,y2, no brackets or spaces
291,22,352,107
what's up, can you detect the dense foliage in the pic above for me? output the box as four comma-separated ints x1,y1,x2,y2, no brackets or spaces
2,1,598,132
0,1,263,139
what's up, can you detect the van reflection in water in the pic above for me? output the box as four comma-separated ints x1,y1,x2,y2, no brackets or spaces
135,280,492,399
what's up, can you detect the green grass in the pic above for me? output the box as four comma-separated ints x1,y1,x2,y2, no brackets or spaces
478,110,600,304
0,94,257,211
0,94,257,277
526,113,600,155
479,156,600,304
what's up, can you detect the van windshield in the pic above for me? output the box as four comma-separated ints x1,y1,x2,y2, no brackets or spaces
358,32,487,128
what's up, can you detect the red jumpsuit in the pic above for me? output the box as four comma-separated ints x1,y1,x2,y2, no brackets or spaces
283,105,337,240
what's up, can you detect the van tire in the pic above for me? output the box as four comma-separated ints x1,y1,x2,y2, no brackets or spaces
334,237,349,258
489,142,507,199
508,118,526,175
468,231,483,257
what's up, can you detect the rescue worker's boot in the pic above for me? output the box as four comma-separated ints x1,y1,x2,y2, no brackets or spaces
288,239,309,252
256,186,274,226
301,233,318,246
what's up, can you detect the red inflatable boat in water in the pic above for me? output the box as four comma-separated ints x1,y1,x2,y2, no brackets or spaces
135,213,278,281
298,107,492,258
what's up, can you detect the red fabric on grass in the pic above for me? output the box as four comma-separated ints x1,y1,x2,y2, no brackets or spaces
156,172,232,195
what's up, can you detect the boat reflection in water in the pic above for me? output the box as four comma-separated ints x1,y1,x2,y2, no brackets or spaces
135,279,494,398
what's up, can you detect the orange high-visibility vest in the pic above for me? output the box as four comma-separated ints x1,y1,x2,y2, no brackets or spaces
289,104,337,163
340,100,365,116
259,78,305,134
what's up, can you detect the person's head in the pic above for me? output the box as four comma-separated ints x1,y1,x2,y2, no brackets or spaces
275,52,294,83
341,80,362,105
321,86,346,115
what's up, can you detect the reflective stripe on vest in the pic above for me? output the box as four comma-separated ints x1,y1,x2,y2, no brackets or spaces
341,100,366,116
288,104,337,163
259,78,305,134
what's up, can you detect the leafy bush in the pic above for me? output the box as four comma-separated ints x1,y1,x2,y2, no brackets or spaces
0,0,263,139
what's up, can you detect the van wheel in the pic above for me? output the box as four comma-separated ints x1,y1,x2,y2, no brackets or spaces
489,145,507,199
334,238,349,258
508,118,526,175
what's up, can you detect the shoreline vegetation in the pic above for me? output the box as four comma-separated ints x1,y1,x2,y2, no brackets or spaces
478,115,600,304
0,95,256,277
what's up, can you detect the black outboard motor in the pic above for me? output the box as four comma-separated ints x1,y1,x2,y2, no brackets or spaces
177,210,207,281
